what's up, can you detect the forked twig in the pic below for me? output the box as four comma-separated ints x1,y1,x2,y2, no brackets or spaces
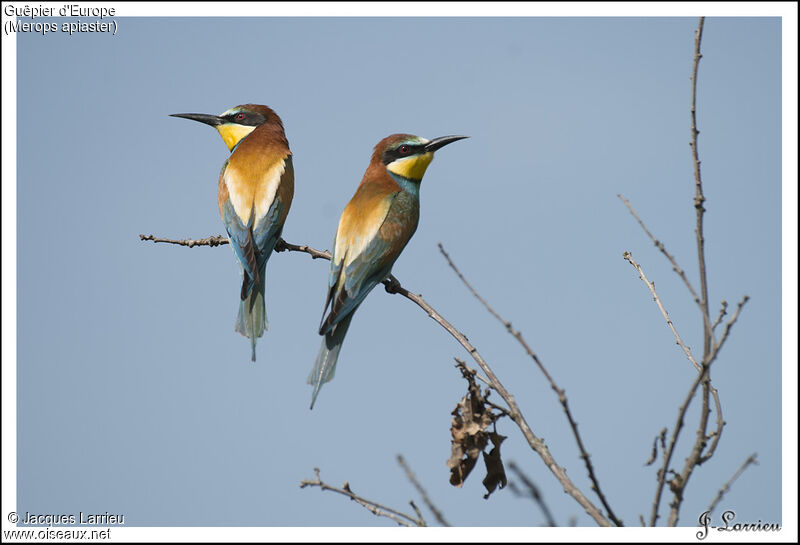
706,453,758,515
300,468,425,527
397,455,451,527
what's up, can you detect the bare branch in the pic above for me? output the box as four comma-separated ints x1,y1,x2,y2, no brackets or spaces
706,453,758,515
452,357,493,389
300,468,424,527
440,243,623,526
645,428,667,466
139,233,229,247
700,384,725,464
690,17,710,347
274,238,331,260
138,233,333,261
623,251,701,372
711,300,728,332
508,461,558,527
397,455,451,527
408,501,426,526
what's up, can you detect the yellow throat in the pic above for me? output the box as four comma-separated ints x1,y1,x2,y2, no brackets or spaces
386,152,434,180
216,123,257,151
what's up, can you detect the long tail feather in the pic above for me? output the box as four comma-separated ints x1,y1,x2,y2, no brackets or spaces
307,313,353,409
235,273,267,362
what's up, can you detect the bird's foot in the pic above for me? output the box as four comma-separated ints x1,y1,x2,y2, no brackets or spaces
383,275,402,294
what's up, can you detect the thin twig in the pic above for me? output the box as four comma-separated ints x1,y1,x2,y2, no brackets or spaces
706,453,758,515
508,461,558,527
645,428,667,466
623,252,701,372
484,398,513,419
453,359,513,418
439,243,623,526
397,455,451,527
691,17,710,345
300,468,424,527
408,501,426,526
453,357,493,389
274,238,332,260
711,300,728,332
701,385,725,464
709,296,750,367
617,196,706,322
139,233,229,247
139,233,334,260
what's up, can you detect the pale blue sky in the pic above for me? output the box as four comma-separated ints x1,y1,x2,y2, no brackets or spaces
7,9,791,534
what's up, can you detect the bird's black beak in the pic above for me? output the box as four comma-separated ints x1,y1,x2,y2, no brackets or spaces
169,113,224,127
424,135,469,152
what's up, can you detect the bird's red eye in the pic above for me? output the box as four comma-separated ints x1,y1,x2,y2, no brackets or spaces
399,145,409,154
236,113,245,121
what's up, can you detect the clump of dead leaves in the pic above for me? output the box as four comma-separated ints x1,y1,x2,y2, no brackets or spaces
447,359,508,499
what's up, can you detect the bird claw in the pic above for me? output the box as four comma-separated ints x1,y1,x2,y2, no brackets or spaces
384,276,402,294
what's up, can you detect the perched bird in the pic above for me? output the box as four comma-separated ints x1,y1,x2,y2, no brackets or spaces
171,104,294,362
309,133,467,408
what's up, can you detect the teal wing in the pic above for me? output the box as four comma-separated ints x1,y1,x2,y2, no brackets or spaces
319,191,418,334
221,198,259,297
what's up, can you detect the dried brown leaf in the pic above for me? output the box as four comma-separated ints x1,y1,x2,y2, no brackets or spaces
447,367,498,489
482,432,507,499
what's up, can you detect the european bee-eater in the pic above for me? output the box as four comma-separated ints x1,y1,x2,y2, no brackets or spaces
171,104,294,362
308,133,467,408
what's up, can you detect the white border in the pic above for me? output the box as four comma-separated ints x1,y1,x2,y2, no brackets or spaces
1,2,796,543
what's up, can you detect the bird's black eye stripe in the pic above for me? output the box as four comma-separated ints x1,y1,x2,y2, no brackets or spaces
227,112,267,126
382,143,425,165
